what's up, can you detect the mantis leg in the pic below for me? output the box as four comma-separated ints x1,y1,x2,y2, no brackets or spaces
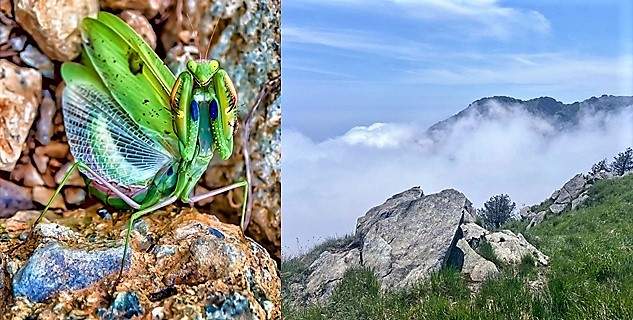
113,195,178,291
188,180,249,230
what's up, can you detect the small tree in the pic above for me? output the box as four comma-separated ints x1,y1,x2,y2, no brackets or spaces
591,158,610,174
610,147,633,176
478,194,516,229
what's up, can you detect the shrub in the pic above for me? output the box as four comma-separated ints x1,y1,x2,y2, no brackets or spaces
478,194,516,229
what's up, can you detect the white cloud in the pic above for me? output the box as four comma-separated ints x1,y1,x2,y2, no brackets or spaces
282,101,633,256
287,0,550,40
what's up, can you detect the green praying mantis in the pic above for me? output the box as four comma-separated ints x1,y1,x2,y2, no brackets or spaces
20,11,273,284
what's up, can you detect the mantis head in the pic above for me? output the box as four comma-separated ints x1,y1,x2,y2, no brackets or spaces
186,59,219,85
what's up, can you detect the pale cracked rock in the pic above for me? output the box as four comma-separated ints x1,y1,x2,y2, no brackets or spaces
0,60,42,172
15,0,99,61
304,249,360,303
486,230,549,266
454,239,498,282
0,208,280,318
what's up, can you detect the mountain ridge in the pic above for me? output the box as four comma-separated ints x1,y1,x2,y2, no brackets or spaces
428,94,633,137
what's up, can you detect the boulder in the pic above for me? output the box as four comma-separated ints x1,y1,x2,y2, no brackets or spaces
0,60,41,172
454,239,498,282
549,203,567,215
360,189,470,290
304,249,360,303
485,230,548,266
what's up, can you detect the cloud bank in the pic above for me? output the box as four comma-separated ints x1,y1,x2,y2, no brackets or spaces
282,101,633,256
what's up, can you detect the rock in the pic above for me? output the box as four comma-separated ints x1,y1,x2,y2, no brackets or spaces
4,210,40,232
119,10,156,49
19,44,54,78
460,222,488,243
0,178,34,218
54,162,85,187
32,186,66,210
304,249,360,303
35,91,56,145
571,193,589,210
33,153,49,173
35,141,69,159
64,187,86,205
9,35,27,51
0,60,42,172
13,241,129,302
549,203,567,215
454,239,498,282
485,230,549,266
10,163,45,187
356,187,424,237
360,189,470,290
97,291,144,319
527,211,546,229
519,206,533,219
552,174,587,205
101,0,170,18
1,208,280,318
14,0,99,61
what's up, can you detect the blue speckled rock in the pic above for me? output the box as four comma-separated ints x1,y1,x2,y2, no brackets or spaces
97,291,144,320
12,242,130,302
205,293,251,320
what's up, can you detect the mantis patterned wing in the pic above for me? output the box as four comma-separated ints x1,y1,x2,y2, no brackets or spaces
79,13,178,153
61,63,175,189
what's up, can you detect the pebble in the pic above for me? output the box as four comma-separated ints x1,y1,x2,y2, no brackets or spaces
119,10,157,49
54,162,85,187
9,35,26,51
10,163,45,187
0,178,34,218
33,154,49,174
14,0,99,61
12,241,130,302
36,91,56,145
98,291,144,320
63,188,86,205
35,142,69,159
31,186,66,210
0,60,42,172
19,44,54,78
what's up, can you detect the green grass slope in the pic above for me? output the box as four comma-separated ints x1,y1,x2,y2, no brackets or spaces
283,175,633,319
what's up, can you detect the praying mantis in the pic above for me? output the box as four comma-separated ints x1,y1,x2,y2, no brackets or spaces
19,11,275,284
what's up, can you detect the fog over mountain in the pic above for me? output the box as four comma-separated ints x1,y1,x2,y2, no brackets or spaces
283,95,633,256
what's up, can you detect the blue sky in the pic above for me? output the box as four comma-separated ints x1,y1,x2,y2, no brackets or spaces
283,0,633,140
281,0,633,255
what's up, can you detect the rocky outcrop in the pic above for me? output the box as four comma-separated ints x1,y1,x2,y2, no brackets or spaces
524,167,617,228
289,187,547,305
1,207,281,319
360,189,469,290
